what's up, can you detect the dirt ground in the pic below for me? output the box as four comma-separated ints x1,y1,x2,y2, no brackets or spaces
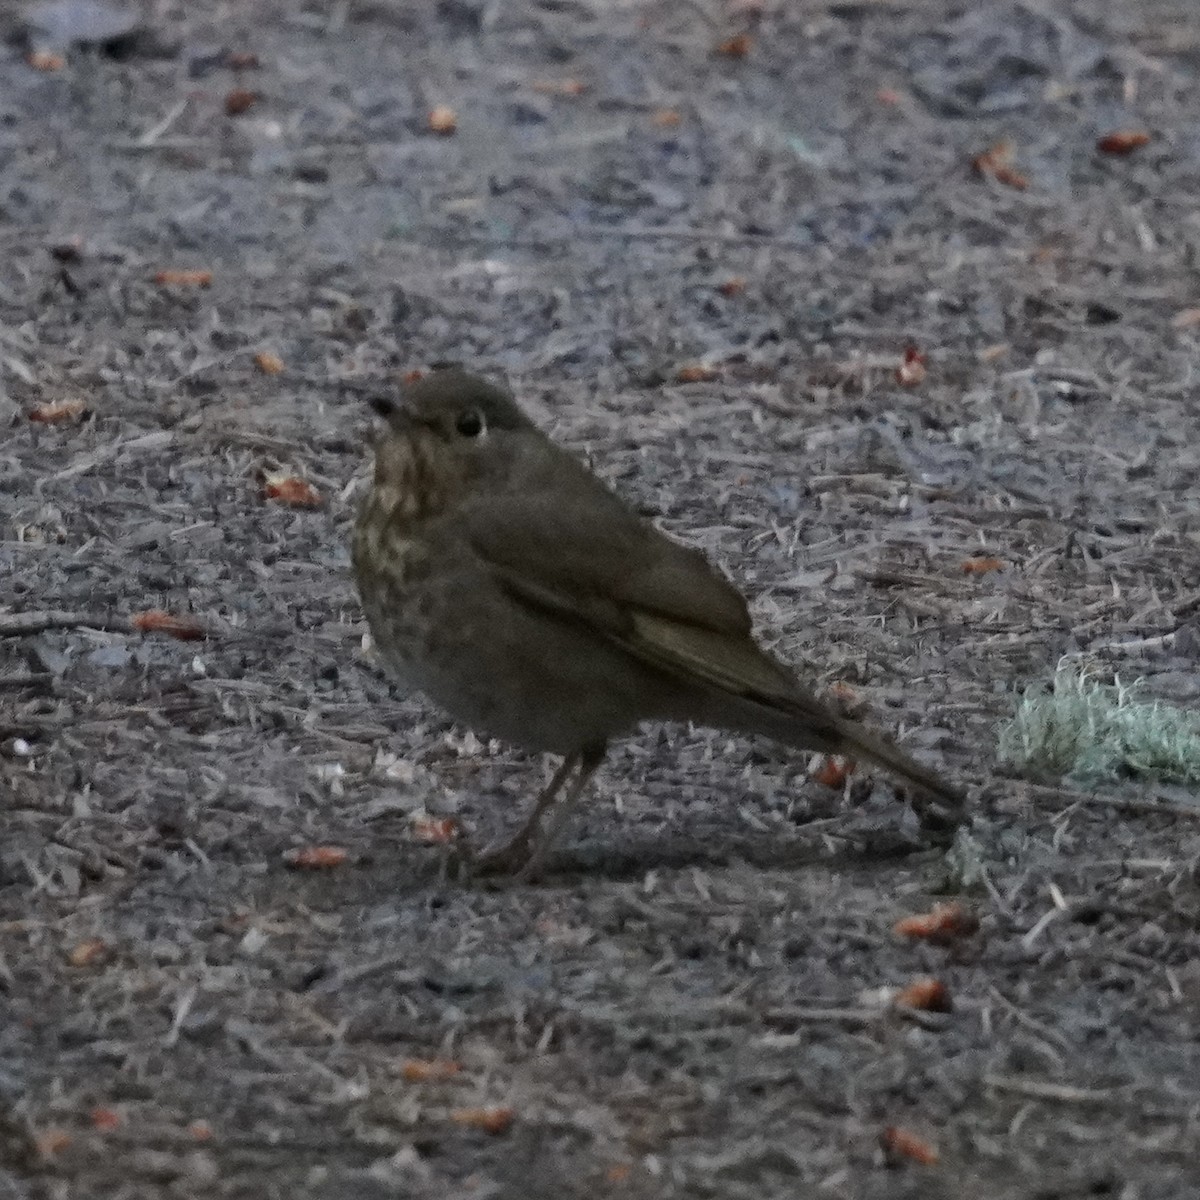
4,0,1200,1196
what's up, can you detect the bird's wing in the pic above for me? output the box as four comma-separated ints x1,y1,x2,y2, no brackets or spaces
462,491,799,701
465,491,962,808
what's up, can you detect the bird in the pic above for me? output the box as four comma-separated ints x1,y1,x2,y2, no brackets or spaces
352,368,962,877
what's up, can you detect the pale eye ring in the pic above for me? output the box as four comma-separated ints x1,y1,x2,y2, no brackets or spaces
455,409,485,438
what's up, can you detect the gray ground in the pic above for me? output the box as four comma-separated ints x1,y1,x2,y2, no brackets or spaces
4,0,1200,1196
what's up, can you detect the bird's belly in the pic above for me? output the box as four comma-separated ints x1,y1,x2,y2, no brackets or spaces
362,566,679,755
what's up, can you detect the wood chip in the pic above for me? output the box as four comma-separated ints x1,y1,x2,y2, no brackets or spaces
894,901,979,943
130,610,207,641
67,939,111,967
428,106,458,135
283,845,349,870
893,978,953,1013
153,269,213,287
410,815,460,844
401,1058,462,1082
880,1125,938,1166
27,50,65,71
28,398,88,424
224,88,259,116
809,754,855,789
972,139,1029,190
676,364,720,383
715,33,753,58
34,1129,72,1158
1097,130,1151,156
530,79,587,96
895,346,926,387
89,1108,122,1131
263,474,323,508
961,557,1005,575
449,1106,515,1134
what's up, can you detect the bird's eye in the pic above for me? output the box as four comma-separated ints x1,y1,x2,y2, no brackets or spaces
455,409,485,438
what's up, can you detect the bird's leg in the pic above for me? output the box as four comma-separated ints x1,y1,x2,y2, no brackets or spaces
469,751,580,876
516,743,606,882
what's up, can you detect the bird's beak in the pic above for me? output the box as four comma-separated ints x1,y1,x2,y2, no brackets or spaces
364,394,422,434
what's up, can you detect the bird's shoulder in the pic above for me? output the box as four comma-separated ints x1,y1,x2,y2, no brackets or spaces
461,441,752,638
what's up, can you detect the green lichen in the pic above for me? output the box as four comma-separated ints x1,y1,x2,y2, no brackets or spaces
998,661,1200,785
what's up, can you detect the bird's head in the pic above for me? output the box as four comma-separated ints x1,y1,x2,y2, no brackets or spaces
364,368,537,498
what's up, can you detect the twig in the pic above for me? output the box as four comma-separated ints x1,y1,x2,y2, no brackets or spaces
986,986,1075,1058
134,98,189,147
1090,630,1181,656
762,1005,877,1029
983,1074,1122,1105
1012,780,1200,819
0,611,137,638
308,956,424,995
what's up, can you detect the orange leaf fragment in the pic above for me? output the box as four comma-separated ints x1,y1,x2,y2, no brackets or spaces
531,78,587,96
153,269,213,288
130,610,207,641
827,680,865,717
90,1107,122,1131
224,88,259,116
880,1125,938,1166
605,1163,633,1183
27,50,65,71
1097,129,1151,156
715,33,753,58
34,1129,72,1158
651,108,682,128
972,139,1029,190
401,1058,462,1082
961,556,1004,575
410,815,461,844
402,369,426,384
254,351,285,375
283,845,349,870
450,1106,515,1135
990,165,1028,190
894,978,953,1013
67,939,110,967
1172,308,1200,329
428,106,458,135
875,87,904,105
187,1120,215,1142
895,346,927,387
716,277,747,297
676,363,720,383
28,398,88,424
894,901,979,943
264,473,323,508
810,754,855,790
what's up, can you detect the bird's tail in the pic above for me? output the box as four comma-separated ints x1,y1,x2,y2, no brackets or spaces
714,691,964,829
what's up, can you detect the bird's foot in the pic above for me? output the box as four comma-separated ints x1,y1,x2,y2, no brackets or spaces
450,830,541,880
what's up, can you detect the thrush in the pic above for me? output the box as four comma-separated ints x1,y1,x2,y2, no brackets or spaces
352,369,962,876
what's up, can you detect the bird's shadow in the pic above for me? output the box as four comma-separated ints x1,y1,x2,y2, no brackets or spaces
453,828,948,887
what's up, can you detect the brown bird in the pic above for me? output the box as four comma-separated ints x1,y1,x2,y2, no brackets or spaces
353,369,962,876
